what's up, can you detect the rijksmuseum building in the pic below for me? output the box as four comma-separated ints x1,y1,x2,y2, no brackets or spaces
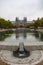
15,17,28,28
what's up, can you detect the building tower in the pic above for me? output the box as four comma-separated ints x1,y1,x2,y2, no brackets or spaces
15,17,19,22
23,17,27,27
15,17,20,28
23,17,27,22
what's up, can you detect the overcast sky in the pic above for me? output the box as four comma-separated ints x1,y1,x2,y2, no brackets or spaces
0,0,43,21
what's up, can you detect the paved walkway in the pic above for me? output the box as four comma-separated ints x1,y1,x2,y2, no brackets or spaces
0,50,43,65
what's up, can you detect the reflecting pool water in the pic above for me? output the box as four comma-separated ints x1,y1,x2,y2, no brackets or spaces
0,29,43,44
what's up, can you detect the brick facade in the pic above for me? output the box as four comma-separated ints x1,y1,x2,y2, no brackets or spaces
15,17,27,28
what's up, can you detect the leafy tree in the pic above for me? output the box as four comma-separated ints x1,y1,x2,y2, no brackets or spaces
0,18,14,29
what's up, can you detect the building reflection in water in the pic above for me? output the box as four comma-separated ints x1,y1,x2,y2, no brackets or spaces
15,29,27,39
15,29,43,41
0,29,43,42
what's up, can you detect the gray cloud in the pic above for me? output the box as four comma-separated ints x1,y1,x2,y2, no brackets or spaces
38,0,43,10
0,0,43,21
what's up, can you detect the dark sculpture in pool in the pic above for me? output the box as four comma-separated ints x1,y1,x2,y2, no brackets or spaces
13,42,30,58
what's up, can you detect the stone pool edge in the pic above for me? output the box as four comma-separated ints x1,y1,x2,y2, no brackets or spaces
0,45,43,51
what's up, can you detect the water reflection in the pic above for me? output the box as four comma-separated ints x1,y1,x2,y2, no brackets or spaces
15,29,43,42
15,29,27,39
0,30,14,41
0,29,43,42
33,31,43,41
